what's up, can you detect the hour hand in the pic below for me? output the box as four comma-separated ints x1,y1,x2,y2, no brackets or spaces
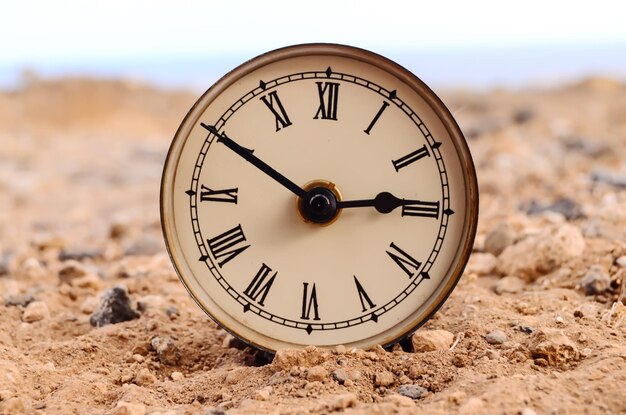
201,123,306,198
337,192,424,214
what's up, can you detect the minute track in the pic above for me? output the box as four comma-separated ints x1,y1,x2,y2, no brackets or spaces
188,69,453,332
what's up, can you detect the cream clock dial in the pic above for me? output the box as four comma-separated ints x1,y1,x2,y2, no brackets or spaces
161,44,478,352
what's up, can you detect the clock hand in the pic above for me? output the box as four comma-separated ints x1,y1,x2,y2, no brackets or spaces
337,192,421,214
201,123,306,199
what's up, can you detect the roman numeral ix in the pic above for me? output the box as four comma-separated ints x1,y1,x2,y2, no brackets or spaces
387,242,422,278
243,263,276,307
301,282,320,320
313,82,339,121
392,145,430,171
259,90,292,131
206,224,250,268
200,184,238,204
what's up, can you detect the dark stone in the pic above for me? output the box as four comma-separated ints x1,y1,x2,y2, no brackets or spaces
123,235,164,256
89,287,139,327
513,107,535,124
397,384,427,399
518,325,535,334
0,252,11,276
525,198,585,220
591,170,626,188
5,293,35,307
58,249,101,261
165,306,179,318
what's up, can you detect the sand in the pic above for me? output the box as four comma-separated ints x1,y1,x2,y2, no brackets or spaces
0,75,625,414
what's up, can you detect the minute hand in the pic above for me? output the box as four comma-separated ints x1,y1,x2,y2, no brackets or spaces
337,192,422,214
202,123,306,198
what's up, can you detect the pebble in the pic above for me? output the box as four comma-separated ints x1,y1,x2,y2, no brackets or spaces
466,253,497,275
530,328,579,367
306,365,328,382
70,274,104,291
374,370,394,387
526,198,584,220
497,224,585,281
493,276,525,295
590,169,626,188
134,368,157,386
80,296,100,314
485,330,508,345
484,223,515,256
20,258,44,279
0,252,11,276
252,386,272,401
513,107,535,124
150,336,180,365
22,301,49,322
165,306,179,319
89,287,140,327
57,260,90,284
521,408,538,415
574,303,599,318
58,249,101,261
616,256,626,268
124,235,163,256
171,371,184,381
411,329,454,352
328,393,357,410
580,265,611,295
112,401,146,415
397,384,427,399
272,347,326,370
4,293,35,307
331,368,348,385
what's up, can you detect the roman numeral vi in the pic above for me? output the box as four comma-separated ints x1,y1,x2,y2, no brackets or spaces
301,282,320,320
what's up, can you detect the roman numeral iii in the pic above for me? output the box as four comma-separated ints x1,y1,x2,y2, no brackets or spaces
402,201,440,218
301,282,320,320
207,224,250,268
259,91,292,131
354,276,376,312
387,242,422,278
200,185,238,204
392,144,430,171
314,82,339,120
243,263,276,306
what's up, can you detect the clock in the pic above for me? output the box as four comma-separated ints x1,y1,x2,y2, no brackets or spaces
161,44,478,352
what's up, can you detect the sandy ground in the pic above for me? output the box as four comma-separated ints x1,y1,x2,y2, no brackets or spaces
1,76,626,415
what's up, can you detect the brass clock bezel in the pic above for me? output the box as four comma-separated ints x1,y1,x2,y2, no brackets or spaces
160,43,479,352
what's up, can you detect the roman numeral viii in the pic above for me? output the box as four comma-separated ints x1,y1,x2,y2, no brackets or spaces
243,263,276,306
301,282,320,320
392,144,430,171
207,224,250,268
387,242,422,278
313,82,339,121
354,276,376,312
200,184,238,204
259,91,292,131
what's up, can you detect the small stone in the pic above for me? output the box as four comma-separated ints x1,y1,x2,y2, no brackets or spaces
526,198,584,221
22,301,49,322
374,370,394,387
58,249,100,261
574,303,598,319
70,273,104,291
252,386,272,401
80,296,100,314
331,368,348,385
171,371,184,381
150,336,180,365
580,265,611,295
411,329,454,352
466,253,497,275
306,365,328,382
485,330,507,345
521,408,538,415
4,293,35,307
132,354,144,363
555,316,564,324
530,328,579,367
165,306,179,319
329,393,357,410
112,401,146,415
124,235,163,256
513,107,535,124
493,276,525,295
0,252,11,276
271,347,326,370
484,223,515,256
89,287,139,327
518,325,535,334
616,256,626,268
57,260,90,284
134,368,157,386
397,384,427,399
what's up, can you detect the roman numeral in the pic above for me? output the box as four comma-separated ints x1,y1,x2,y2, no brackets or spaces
354,276,376,312
364,101,390,135
207,224,250,268
300,282,320,320
386,242,422,278
259,91,292,131
200,185,238,204
313,82,339,120
243,263,276,306
402,201,440,218
392,145,430,171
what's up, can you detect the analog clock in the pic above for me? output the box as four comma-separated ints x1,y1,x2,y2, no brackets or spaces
161,44,478,352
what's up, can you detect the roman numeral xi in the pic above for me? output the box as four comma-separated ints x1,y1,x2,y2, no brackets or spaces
259,91,292,131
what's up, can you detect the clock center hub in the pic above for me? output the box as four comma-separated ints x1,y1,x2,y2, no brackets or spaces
297,180,343,226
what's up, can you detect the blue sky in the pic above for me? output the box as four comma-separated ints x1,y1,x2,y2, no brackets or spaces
1,0,625,88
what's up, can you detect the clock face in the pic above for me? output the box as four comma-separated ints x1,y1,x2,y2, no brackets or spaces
161,44,478,351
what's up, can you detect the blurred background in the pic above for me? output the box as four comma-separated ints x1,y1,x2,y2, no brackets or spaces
2,0,626,90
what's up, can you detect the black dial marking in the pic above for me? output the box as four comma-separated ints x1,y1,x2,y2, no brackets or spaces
301,282,320,321
364,101,390,135
243,263,276,307
354,276,376,312
392,144,430,171
189,69,452,331
259,90,292,131
314,82,339,121
387,242,422,278
200,185,238,204
207,224,250,268
401,200,440,218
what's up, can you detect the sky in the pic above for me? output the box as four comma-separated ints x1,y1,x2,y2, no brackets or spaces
1,0,626,88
